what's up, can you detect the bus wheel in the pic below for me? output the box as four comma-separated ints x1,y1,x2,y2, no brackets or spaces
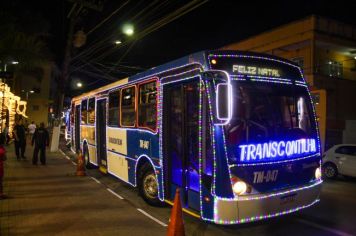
323,163,338,179
139,163,161,206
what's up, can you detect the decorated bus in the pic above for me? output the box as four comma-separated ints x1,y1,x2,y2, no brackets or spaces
68,50,322,224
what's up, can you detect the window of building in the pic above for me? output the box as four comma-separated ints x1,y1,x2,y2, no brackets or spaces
120,86,136,127
321,60,343,77
328,61,343,77
87,97,95,125
292,57,304,69
138,80,157,131
81,99,88,125
108,91,120,127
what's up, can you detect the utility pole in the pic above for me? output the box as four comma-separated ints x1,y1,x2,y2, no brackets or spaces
57,0,103,118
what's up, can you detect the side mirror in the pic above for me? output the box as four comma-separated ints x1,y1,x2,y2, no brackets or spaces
216,83,232,125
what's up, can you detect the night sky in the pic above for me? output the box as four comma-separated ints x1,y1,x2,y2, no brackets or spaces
4,0,356,92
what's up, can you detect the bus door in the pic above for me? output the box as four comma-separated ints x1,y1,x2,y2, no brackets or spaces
75,105,80,152
96,98,107,172
164,79,200,211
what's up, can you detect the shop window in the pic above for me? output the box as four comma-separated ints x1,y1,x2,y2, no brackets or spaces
81,99,87,125
87,97,95,124
138,80,157,131
121,86,136,127
108,91,120,127
292,57,304,69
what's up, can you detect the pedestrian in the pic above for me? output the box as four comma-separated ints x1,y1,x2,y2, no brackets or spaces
13,119,27,160
32,122,49,165
28,121,36,140
0,134,7,199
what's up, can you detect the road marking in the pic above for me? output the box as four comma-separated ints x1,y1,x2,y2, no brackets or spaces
59,149,71,160
59,149,66,156
72,161,77,166
137,208,168,227
107,188,124,200
297,219,353,236
90,177,101,184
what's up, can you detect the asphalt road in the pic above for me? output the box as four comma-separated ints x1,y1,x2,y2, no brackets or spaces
60,144,356,236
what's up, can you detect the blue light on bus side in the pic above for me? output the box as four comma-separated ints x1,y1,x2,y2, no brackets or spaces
239,139,316,162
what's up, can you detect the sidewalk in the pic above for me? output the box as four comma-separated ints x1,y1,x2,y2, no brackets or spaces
0,141,166,236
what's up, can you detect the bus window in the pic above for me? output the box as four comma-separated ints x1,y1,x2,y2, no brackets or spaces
108,91,120,127
71,103,75,124
87,98,95,125
81,99,88,125
121,86,136,127
138,80,157,131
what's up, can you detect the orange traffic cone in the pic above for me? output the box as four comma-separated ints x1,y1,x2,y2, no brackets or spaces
167,189,185,236
76,150,86,176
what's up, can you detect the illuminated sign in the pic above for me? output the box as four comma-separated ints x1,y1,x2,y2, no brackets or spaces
239,139,316,162
232,65,281,77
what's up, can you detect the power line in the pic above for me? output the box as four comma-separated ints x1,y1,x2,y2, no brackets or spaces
86,0,130,36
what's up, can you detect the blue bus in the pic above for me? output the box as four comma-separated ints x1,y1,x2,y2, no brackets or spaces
68,50,322,224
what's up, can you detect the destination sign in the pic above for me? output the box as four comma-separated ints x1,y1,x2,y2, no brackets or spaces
232,65,281,77
238,138,317,163
208,55,304,79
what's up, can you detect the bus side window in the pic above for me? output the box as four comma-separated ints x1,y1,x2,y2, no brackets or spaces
87,97,95,125
81,99,88,125
71,103,75,124
108,91,120,127
138,80,157,131
121,86,136,127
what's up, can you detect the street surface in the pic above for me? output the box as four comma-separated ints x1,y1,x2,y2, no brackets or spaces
1,138,355,236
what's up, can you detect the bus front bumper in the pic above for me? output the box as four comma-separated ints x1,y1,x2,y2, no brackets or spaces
213,180,322,224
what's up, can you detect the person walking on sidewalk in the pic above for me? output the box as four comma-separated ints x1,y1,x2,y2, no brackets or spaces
13,119,27,160
32,122,49,165
0,134,7,199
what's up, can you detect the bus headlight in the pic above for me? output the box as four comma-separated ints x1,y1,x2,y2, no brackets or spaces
232,180,247,195
315,167,322,180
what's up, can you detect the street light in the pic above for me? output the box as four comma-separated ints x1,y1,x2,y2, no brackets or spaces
122,24,134,36
115,40,122,45
76,82,83,88
11,61,19,65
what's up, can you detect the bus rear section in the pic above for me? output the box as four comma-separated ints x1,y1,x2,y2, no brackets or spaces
199,52,322,224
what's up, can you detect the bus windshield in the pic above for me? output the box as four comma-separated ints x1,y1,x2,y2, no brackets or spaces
225,81,318,163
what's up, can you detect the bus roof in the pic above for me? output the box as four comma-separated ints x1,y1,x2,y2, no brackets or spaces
72,50,301,102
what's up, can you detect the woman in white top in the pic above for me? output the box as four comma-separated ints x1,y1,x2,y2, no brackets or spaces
28,121,37,139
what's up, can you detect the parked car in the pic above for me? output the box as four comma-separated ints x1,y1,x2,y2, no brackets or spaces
322,144,356,179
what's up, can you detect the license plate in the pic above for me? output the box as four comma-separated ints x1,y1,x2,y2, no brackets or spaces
280,193,297,205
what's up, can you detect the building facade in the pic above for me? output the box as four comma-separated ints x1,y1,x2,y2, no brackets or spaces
13,62,53,126
223,15,356,151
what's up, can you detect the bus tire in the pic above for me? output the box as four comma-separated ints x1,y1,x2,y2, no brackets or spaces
323,163,338,179
83,145,94,169
138,163,161,206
